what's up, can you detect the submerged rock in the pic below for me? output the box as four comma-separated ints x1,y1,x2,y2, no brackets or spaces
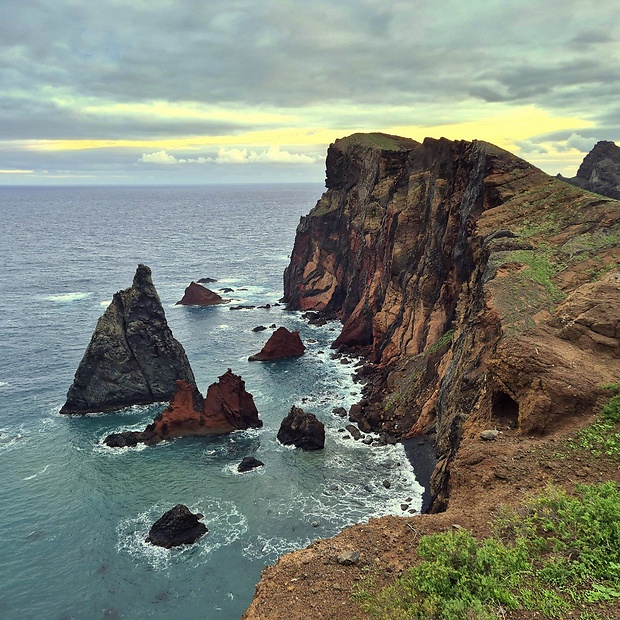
277,406,325,451
146,504,207,548
176,281,227,306
248,327,305,361
237,456,265,472
60,264,198,415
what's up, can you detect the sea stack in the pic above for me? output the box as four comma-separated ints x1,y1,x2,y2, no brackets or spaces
248,327,305,361
176,281,227,306
104,369,262,446
277,406,325,451
60,264,199,414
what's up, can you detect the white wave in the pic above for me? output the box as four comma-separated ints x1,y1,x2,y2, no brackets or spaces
243,534,313,561
117,499,248,570
99,299,112,307
45,292,93,302
23,464,51,481
0,381,8,389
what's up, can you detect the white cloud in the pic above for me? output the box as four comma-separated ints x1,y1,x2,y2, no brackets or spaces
139,150,178,164
247,145,318,164
565,132,597,153
214,147,249,164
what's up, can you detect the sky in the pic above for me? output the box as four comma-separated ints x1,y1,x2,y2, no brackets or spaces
1,0,619,185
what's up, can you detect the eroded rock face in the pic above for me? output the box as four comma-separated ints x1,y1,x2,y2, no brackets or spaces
60,264,199,415
146,504,207,548
104,370,262,446
176,282,227,306
283,132,620,512
560,141,620,200
248,327,305,361
277,406,325,450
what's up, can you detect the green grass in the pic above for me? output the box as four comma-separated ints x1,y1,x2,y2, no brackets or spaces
354,483,620,620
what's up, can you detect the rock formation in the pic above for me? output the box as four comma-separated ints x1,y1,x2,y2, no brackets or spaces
176,281,227,306
104,369,262,446
559,140,620,200
283,132,620,512
237,456,265,472
277,406,325,450
146,504,207,548
248,327,305,361
60,264,199,415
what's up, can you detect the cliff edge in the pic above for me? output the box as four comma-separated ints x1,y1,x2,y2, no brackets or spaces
243,133,620,618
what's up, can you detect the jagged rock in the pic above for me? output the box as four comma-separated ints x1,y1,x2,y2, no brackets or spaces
145,504,207,548
229,305,256,310
60,264,199,415
248,327,305,361
237,456,265,472
277,406,325,450
345,424,362,440
220,287,234,293
176,281,227,306
332,407,347,417
104,370,262,446
559,141,620,200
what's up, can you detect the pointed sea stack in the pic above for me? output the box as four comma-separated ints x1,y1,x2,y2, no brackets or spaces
60,264,199,414
176,281,228,306
248,327,305,361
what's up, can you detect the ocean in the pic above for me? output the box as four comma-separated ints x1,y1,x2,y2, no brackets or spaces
0,184,423,620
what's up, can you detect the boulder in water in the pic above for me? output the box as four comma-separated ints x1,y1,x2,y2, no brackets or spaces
176,282,228,306
145,504,207,548
248,327,305,361
277,406,325,451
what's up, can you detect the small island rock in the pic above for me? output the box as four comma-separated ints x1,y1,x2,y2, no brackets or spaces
277,406,325,451
146,504,207,548
248,327,305,361
60,264,198,415
176,282,227,306
237,456,265,472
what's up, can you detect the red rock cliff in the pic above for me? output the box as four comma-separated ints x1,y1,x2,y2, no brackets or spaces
284,132,620,512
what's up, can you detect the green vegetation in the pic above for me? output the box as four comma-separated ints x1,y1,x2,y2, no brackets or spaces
338,133,416,151
500,248,566,304
355,483,620,620
567,385,620,460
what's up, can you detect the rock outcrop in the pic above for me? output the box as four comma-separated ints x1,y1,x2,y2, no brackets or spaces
104,369,262,446
60,264,199,415
176,281,227,306
560,140,620,200
283,132,620,512
146,504,207,548
277,406,325,450
248,327,305,361
237,456,265,472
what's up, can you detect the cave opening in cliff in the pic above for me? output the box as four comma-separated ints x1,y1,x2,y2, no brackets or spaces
491,391,519,428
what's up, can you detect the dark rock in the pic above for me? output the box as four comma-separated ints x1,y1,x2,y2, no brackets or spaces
104,431,141,448
145,504,207,548
237,456,265,472
60,264,199,415
248,327,306,361
345,424,362,440
332,407,347,417
197,277,217,283
220,287,234,293
258,304,271,309
229,305,256,311
382,479,391,488
252,325,267,332
277,406,325,450
560,141,620,199
176,282,227,306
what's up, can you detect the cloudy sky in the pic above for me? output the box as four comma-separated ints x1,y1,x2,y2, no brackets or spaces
1,0,618,185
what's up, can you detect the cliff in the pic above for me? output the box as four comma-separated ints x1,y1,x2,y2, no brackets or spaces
60,264,199,414
560,140,620,200
283,132,620,511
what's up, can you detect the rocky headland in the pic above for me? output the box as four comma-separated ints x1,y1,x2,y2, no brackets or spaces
243,133,620,618
559,140,620,200
60,264,199,415
104,369,262,446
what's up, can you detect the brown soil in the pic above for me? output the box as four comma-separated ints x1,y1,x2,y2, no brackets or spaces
243,413,620,619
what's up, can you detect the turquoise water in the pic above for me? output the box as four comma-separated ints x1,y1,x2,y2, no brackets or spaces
0,185,423,619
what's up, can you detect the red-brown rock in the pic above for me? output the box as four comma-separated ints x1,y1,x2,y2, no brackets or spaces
248,327,305,361
104,369,262,446
176,281,227,306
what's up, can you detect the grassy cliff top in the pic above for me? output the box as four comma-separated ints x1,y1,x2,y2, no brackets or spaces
333,132,419,151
